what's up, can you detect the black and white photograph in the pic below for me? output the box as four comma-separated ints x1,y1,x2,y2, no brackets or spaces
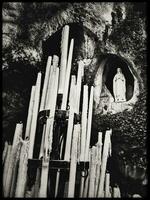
2,2,147,198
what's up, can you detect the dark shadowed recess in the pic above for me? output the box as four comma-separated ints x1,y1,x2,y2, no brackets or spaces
42,22,84,72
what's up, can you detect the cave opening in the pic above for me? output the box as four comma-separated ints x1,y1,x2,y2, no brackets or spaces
42,22,85,72
103,55,134,101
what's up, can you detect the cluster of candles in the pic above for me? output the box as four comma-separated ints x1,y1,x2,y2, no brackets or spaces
2,25,121,198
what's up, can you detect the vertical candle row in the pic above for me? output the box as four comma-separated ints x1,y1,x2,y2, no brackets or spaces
3,122,23,197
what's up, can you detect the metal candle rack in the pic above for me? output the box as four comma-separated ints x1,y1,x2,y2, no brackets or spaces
27,159,89,186
27,108,89,190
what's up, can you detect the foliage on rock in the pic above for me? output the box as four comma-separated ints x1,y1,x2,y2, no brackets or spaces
108,3,147,84
93,87,147,168
3,43,41,70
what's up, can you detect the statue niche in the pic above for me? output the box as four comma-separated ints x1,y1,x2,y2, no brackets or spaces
98,67,127,115
93,54,137,115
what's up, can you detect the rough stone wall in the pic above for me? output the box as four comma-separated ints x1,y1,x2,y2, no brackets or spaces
2,3,119,53
2,3,22,47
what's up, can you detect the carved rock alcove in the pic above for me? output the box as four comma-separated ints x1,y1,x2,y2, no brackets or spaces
94,54,141,115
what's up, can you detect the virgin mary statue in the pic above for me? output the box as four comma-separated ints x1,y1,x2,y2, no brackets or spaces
113,68,126,102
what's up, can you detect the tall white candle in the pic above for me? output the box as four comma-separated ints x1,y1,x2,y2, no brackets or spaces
76,61,83,114
4,135,22,197
28,72,42,159
58,25,69,94
113,186,121,198
88,146,97,197
80,85,88,161
3,145,12,196
43,118,53,158
2,141,8,164
45,67,60,156
25,86,36,139
46,56,59,111
97,130,112,197
38,118,53,197
40,56,52,111
81,149,91,198
54,136,64,197
84,86,94,161
38,158,49,197
82,174,89,197
61,39,74,110
39,124,46,159
95,132,102,196
15,140,29,197
12,122,23,148
105,173,111,197
64,76,76,161
50,67,60,117
45,64,54,108
68,124,80,197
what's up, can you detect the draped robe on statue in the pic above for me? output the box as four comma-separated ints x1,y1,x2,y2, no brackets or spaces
113,68,126,102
